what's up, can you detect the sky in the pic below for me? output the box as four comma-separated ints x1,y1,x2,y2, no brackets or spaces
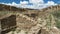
0,0,60,9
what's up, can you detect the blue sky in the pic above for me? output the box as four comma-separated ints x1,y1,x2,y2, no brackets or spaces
0,0,60,9
44,0,60,4
0,0,60,4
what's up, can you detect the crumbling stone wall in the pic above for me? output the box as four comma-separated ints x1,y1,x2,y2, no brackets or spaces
0,15,16,31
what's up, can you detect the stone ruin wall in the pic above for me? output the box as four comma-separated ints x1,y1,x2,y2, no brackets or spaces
0,4,60,34
0,15,16,31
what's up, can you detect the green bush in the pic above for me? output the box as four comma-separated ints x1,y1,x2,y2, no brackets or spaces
51,11,60,28
55,19,60,28
52,11,60,18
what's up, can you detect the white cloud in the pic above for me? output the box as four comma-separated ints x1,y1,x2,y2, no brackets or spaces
19,0,57,9
29,0,44,4
20,1,28,4
11,2,17,6
47,1,57,5
0,0,57,9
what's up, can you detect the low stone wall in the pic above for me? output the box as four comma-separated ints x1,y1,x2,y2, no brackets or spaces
0,15,16,31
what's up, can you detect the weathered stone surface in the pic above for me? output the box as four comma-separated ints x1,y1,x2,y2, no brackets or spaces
0,4,60,34
0,14,16,32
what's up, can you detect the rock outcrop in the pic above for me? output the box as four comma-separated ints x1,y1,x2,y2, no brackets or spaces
0,4,60,34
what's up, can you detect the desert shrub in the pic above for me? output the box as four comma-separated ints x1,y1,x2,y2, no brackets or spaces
55,19,60,28
52,11,60,18
51,11,60,28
